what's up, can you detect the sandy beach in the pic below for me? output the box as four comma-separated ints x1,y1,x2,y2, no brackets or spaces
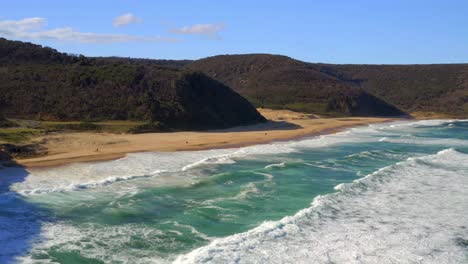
14,109,396,168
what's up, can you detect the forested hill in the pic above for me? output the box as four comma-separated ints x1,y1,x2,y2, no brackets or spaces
187,55,405,117
3,38,466,121
0,38,265,130
314,64,468,117
0,38,76,64
187,54,468,118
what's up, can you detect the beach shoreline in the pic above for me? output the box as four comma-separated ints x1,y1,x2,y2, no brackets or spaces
11,109,400,169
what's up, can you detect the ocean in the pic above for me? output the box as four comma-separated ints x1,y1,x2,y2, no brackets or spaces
0,119,467,263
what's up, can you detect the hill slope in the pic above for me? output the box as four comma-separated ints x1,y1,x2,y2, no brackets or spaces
4,39,465,119
0,38,265,130
314,64,468,117
188,54,404,117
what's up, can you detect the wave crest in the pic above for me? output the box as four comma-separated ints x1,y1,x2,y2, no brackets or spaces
174,148,468,263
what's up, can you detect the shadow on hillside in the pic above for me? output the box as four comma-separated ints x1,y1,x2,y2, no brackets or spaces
209,120,302,133
0,157,46,263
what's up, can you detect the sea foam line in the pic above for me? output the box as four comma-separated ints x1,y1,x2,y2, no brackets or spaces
10,122,380,195
173,148,468,264
9,119,455,196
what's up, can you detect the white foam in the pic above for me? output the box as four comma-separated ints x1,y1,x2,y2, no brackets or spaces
18,222,173,264
170,221,212,241
174,149,468,264
182,156,236,171
357,119,464,135
3,119,467,263
264,162,286,169
7,120,391,196
380,136,468,146
253,172,274,181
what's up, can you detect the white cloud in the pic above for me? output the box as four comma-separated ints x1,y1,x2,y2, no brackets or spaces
171,23,224,38
112,13,142,27
0,17,46,32
0,17,176,43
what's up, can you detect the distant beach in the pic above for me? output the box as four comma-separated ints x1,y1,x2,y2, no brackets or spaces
13,109,394,168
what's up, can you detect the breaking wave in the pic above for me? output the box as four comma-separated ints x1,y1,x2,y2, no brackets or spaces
8,121,388,196
174,148,468,264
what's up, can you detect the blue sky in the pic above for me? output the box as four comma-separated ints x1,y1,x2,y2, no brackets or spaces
1,0,467,64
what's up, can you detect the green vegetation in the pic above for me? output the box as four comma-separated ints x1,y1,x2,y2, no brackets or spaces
0,99,13,127
0,38,265,131
284,102,328,114
0,118,17,128
128,122,167,134
36,120,146,133
314,64,468,117
3,38,466,122
187,54,468,117
0,120,157,143
0,128,44,143
187,54,404,117
50,122,102,132
0,38,76,64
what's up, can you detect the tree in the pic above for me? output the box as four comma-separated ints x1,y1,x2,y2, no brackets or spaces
0,99,15,127
0,99,6,119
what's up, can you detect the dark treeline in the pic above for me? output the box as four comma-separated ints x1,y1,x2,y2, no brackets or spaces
0,38,77,64
92,57,192,69
0,38,265,129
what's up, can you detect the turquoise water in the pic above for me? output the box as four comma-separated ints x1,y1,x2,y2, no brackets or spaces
1,120,468,263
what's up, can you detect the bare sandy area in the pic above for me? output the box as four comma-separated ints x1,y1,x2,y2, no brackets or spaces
15,109,396,168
